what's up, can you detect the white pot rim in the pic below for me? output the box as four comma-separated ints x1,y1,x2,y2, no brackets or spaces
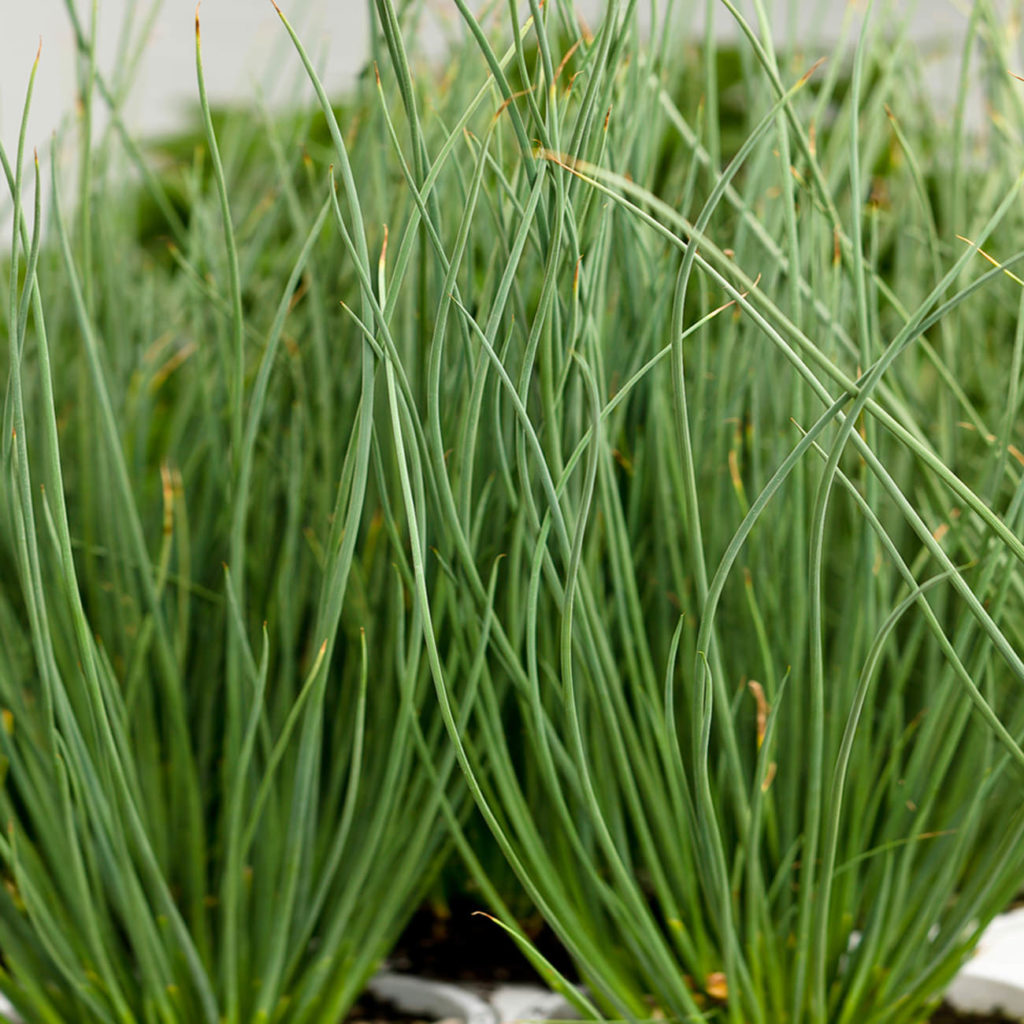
368,971,498,1024
944,906,1024,1017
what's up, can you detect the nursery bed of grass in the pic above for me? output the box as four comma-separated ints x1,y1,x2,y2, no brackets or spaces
3,0,1024,1022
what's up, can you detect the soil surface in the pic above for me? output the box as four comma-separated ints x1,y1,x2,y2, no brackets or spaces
929,1009,1018,1023
386,896,577,985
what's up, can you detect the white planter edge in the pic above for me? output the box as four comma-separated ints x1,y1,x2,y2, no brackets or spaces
367,971,498,1024
944,906,1024,1017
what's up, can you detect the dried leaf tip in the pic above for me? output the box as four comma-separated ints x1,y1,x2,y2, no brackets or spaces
34,37,42,66
194,2,201,39
269,0,282,15
799,56,826,85
748,681,769,749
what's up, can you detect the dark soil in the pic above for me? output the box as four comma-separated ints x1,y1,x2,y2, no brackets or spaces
386,896,577,986
929,1008,1018,1023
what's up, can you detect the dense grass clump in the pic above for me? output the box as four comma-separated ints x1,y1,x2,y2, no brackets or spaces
0,4,472,1021
3,1,1024,1022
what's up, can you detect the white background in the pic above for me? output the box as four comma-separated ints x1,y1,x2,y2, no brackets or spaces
0,1,977,158
1,1,375,159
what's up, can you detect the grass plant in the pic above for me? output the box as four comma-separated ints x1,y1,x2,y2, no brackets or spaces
340,2,1024,1023
0,2,471,1021
2,0,1024,1022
